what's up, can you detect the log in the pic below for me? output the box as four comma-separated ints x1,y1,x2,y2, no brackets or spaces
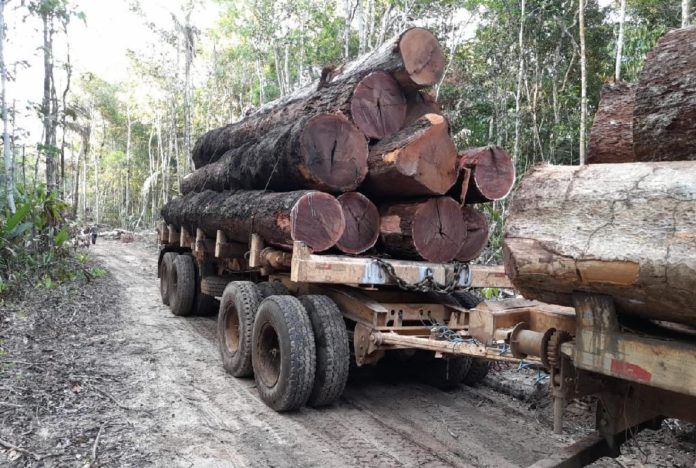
181,113,368,194
503,162,696,327
361,113,458,197
336,192,380,254
456,207,489,262
161,190,345,252
350,71,407,140
587,82,635,164
379,197,466,262
192,27,444,169
403,90,442,126
451,146,515,203
633,27,696,162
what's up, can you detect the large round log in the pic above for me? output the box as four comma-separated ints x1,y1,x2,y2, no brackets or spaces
587,82,635,164
192,27,444,169
361,113,458,197
350,71,406,140
181,113,368,194
336,192,380,254
633,27,696,162
379,197,466,262
451,146,515,203
161,190,345,252
503,162,696,326
456,207,489,262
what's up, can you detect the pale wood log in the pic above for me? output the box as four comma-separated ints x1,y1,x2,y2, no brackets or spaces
503,162,696,326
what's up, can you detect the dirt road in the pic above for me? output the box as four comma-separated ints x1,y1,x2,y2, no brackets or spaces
88,238,581,467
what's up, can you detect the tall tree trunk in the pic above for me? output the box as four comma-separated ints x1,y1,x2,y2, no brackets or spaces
125,104,132,222
0,0,15,213
59,21,70,199
579,0,587,165
614,0,626,80
183,10,194,172
513,0,525,164
42,12,57,195
683,0,691,27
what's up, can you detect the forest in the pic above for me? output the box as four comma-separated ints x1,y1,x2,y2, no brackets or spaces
0,0,691,289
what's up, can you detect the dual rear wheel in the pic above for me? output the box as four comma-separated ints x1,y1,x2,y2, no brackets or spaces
159,252,219,316
217,281,350,411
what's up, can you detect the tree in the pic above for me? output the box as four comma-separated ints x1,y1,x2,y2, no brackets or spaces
0,0,15,213
615,0,626,80
684,0,691,27
579,0,587,165
513,0,526,164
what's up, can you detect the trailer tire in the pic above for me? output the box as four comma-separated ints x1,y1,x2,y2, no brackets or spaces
299,295,350,407
450,291,482,309
201,276,230,298
257,281,289,298
160,252,178,305
461,358,490,385
252,296,316,411
169,255,196,316
424,356,471,390
218,282,262,377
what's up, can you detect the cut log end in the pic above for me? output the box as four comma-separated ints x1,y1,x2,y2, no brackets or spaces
336,192,380,254
396,28,446,88
456,207,489,261
404,90,442,126
300,114,368,192
351,71,407,140
290,191,346,252
412,197,467,263
459,146,515,203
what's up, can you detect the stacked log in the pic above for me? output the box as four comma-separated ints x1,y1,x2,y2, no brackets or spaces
163,27,514,263
587,82,635,164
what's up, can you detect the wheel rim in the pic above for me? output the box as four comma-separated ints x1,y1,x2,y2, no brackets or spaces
224,303,240,354
256,322,281,387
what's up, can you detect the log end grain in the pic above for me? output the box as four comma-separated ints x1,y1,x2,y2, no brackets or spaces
290,191,346,252
456,207,489,262
395,28,446,89
460,146,515,203
351,71,407,140
412,197,467,263
404,90,442,127
300,114,369,192
587,82,636,164
336,192,380,254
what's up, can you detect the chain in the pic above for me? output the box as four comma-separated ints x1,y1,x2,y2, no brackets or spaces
370,256,469,293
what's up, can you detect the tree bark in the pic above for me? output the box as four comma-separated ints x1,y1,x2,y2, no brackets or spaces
182,113,368,194
336,191,379,254
161,189,345,252
456,207,489,262
503,162,696,327
614,0,626,80
192,27,443,169
587,82,635,164
683,0,691,27
633,27,696,162
362,113,458,197
450,146,515,203
513,0,525,164
378,197,466,262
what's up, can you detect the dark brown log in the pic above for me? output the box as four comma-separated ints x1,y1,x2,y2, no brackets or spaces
452,146,515,203
503,162,696,327
633,27,696,162
351,71,406,140
378,197,466,262
587,82,636,164
181,113,368,194
456,207,489,262
403,90,441,126
192,27,444,169
161,190,345,252
362,113,458,197
450,167,471,204
336,192,380,254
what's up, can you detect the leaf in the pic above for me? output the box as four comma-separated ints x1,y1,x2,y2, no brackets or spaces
2,203,31,236
54,227,69,246
8,222,34,240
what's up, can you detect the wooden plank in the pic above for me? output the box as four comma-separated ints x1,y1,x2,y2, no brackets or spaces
195,228,215,254
469,265,512,289
167,224,180,245
215,230,247,259
180,226,194,249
